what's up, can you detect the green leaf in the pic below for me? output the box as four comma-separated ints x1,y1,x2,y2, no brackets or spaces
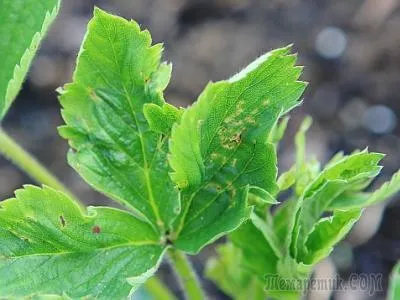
295,116,312,172
277,167,296,193
303,209,362,264
324,151,345,168
269,116,290,145
0,0,60,120
329,169,400,210
143,63,184,136
172,185,253,253
144,102,183,136
276,116,318,195
205,244,265,300
273,198,298,247
59,8,179,233
169,46,306,253
250,212,282,258
229,220,310,300
389,262,400,300
230,220,279,278
0,185,165,299
248,186,279,205
9,293,72,300
290,150,384,260
294,116,320,195
170,46,304,190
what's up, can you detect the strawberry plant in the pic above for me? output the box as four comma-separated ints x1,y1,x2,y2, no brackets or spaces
0,5,399,299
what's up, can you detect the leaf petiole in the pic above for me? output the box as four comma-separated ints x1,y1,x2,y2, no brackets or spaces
0,127,78,202
143,276,177,300
168,248,206,300
0,127,173,298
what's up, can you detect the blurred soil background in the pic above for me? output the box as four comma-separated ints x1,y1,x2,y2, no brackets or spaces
1,0,399,299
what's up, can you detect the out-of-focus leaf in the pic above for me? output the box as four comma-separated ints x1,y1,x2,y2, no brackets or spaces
294,116,319,195
230,220,310,300
269,116,290,145
295,116,312,171
230,220,279,279
205,244,265,300
388,262,400,300
329,169,400,210
303,209,362,264
291,150,384,259
277,166,296,192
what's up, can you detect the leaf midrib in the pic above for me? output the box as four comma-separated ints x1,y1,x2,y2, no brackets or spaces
96,17,163,230
184,143,257,228
0,239,160,259
174,70,290,236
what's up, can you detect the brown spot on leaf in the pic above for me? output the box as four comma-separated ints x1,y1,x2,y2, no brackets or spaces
59,215,66,227
230,133,242,144
92,225,101,234
88,88,100,102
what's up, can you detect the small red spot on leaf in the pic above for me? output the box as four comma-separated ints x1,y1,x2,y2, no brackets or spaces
92,225,101,234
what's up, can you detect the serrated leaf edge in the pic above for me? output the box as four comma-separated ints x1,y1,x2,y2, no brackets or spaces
1,1,61,120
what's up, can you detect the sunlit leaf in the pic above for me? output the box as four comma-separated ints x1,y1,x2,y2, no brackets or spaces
169,46,306,253
59,8,180,233
0,186,165,298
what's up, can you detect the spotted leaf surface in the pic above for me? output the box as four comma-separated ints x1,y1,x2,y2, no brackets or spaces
169,46,306,253
59,8,180,233
0,186,165,299
207,118,399,300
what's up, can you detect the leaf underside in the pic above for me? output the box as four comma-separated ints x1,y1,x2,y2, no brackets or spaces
0,0,60,120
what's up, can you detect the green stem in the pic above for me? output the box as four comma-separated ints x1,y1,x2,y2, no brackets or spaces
167,248,206,300
0,127,77,202
144,276,177,300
